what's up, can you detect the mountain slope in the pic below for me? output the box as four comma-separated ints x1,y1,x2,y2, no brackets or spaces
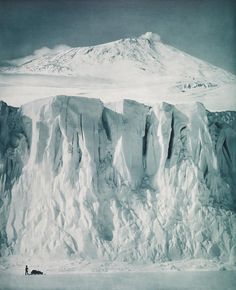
0,96,236,263
2,32,235,83
0,32,235,110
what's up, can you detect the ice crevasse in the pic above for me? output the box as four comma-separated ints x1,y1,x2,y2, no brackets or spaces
0,96,235,263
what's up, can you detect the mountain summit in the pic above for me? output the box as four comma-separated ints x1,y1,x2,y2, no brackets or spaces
2,32,234,83
0,32,235,110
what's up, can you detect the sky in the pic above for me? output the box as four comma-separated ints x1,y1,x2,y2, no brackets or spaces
0,0,235,74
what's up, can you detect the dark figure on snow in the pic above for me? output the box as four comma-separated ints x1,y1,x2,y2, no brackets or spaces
25,265,29,275
31,269,43,275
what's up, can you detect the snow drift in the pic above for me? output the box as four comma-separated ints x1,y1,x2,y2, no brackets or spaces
0,96,235,263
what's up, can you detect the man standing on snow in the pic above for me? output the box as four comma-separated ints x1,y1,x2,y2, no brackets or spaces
25,265,29,275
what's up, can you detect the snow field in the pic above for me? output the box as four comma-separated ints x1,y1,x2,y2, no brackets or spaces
0,271,236,290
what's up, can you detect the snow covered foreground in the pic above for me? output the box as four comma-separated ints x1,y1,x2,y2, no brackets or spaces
0,271,236,290
0,96,236,267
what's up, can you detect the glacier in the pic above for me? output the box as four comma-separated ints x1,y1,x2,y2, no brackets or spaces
0,96,235,264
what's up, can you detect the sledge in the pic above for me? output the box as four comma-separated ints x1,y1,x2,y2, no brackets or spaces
30,269,44,275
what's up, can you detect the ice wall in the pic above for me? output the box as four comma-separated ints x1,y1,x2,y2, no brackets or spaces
0,96,235,262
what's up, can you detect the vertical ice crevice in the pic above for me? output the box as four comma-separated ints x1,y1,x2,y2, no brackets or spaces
167,113,174,161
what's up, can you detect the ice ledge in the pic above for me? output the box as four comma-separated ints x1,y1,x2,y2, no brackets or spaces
8,95,231,117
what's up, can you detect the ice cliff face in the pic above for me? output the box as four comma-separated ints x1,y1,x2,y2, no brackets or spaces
0,96,235,262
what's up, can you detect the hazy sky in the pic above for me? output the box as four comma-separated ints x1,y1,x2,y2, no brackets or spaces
0,0,235,73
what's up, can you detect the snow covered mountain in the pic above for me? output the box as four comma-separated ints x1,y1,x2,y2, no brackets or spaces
3,32,235,83
0,32,235,110
0,96,236,263
0,32,235,265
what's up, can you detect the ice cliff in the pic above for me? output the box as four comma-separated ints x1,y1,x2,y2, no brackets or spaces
0,96,235,263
